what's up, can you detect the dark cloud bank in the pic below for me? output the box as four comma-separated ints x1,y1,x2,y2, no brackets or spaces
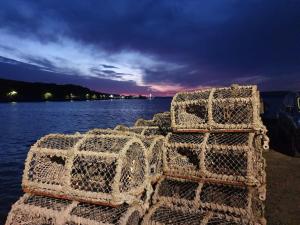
0,0,299,95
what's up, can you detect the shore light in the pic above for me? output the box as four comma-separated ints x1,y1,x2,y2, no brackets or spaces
7,90,18,97
43,92,53,100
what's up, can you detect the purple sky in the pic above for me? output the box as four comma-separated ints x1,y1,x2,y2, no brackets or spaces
0,0,299,96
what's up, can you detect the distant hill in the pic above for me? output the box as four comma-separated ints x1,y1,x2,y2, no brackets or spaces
0,78,121,102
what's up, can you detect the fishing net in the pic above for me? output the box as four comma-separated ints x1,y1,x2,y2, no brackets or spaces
142,136,164,183
134,112,171,135
22,132,150,206
152,112,171,130
114,125,164,136
152,176,265,220
142,202,265,225
163,132,267,186
5,194,143,225
171,85,266,132
90,127,164,183
134,118,157,127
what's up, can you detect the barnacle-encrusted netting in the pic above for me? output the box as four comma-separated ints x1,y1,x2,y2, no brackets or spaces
22,131,150,206
171,85,266,132
163,132,267,187
5,194,144,225
152,176,265,221
142,202,264,225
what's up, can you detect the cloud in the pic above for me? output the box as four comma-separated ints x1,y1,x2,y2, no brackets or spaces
0,0,299,95
101,64,119,69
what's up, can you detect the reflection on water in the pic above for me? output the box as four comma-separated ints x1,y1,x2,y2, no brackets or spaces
0,98,171,223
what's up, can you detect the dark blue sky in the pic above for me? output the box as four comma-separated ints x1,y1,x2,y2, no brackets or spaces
0,0,299,95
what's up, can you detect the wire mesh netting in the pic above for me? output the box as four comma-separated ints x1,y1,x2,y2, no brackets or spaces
5,194,143,225
142,202,264,225
152,176,265,220
163,132,267,186
22,131,150,206
171,85,266,131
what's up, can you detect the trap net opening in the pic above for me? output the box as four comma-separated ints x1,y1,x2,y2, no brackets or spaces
22,131,149,206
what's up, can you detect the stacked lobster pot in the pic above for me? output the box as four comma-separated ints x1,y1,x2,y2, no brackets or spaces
112,112,170,184
143,85,269,225
114,111,171,137
6,129,151,225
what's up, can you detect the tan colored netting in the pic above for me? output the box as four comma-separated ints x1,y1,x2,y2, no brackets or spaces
90,128,164,184
142,136,164,183
134,118,157,127
171,85,266,132
152,112,171,130
114,124,164,137
152,176,264,220
5,194,144,225
163,132,267,187
142,202,264,225
22,131,150,206
134,112,171,135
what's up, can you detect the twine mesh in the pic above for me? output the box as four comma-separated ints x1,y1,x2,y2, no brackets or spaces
90,127,165,184
134,112,171,135
164,132,267,186
6,194,143,225
152,177,264,219
22,131,149,205
142,202,255,225
114,125,164,136
171,85,265,131
142,137,164,182
37,134,83,150
135,119,157,127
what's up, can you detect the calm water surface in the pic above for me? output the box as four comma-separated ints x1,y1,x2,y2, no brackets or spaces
0,98,171,224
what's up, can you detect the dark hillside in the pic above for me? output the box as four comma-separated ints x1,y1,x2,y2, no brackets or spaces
0,78,114,102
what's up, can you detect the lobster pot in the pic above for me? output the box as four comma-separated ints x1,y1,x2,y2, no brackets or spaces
89,128,164,183
88,128,141,138
152,176,265,220
114,125,163,137
143,136,164,183
152,112,171,129
5,194,143,225
164,132,267,186
171,85,265,131
142,202,259,225
5,194,73,225
134,112,171,135
134,118,157,127
22,132,149,206
114,125,145,135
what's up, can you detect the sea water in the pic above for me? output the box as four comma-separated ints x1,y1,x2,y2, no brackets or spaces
0,98,171,223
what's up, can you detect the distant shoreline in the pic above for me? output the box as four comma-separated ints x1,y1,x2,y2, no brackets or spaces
0,78,148,102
